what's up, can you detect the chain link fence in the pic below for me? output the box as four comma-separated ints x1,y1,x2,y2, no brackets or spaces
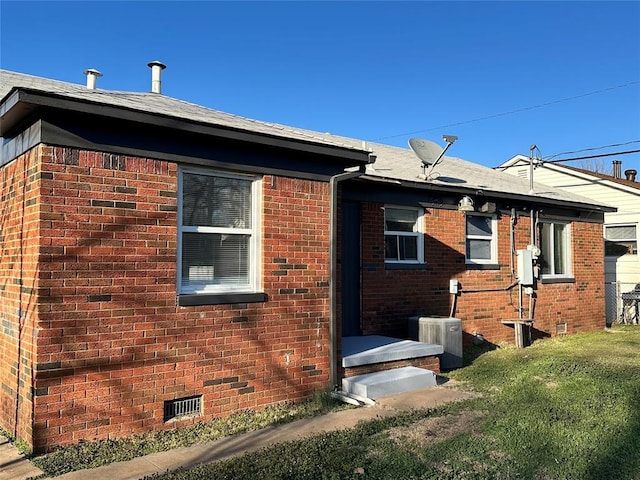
606,281,640,326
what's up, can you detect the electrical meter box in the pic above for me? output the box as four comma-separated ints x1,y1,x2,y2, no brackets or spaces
517,249,534,285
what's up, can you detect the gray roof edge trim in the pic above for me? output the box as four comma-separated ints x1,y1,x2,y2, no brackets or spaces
0,120,43,165
2,88,371,164
495,155,529,169
359,174,617,213
0,89,20,117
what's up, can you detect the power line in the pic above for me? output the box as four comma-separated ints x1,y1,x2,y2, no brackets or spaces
543,149,640,164
373,80,640,141
543,140,640,160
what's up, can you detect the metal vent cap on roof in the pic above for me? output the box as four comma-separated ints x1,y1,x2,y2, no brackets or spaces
83,69,102,90
147,61,166,94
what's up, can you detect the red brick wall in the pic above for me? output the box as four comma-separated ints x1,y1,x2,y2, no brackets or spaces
359,203,606,345
2,145,332,451
529,221,606,336
344,356,440,378
360,204,463,337
0,147,41,447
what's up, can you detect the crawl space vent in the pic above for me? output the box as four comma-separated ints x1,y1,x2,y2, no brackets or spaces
556,323,568,335
164,395,202,422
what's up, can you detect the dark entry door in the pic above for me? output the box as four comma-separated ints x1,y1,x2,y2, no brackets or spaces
341,201,361,337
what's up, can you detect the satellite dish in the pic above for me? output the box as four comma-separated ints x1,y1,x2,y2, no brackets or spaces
409,138,443,167
409,135,459,180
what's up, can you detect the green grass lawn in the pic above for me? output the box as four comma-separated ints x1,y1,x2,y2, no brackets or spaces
143,326,640,480
32,326,640,479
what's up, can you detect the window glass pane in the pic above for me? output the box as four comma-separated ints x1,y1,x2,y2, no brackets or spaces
540,223,552,275
385,208,418,232
605,226,638,255
400,236,418,260
466,216,492,236
467,239,492,260
385,235,399,260
182,232,249,290
605,241,637,256
182,173,252,228
553,224,566,274
606,225,636,240
538,223,553,275
540,222,571,275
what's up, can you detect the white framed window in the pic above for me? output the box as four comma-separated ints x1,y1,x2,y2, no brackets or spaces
384,206,424,263
539,221,571,278
465,214,498,264
605,224,637,256
178,168,261,294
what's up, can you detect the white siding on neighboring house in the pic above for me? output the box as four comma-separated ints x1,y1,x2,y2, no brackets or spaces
500,157,640,323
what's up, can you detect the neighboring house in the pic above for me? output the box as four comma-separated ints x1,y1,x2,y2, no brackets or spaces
498,156,640,323
0,67,614,452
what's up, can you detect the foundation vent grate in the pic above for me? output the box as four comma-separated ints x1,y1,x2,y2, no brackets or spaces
164,395,202,422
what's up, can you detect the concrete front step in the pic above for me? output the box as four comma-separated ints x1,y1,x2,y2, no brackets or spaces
342,366,437,400
342,336,443,368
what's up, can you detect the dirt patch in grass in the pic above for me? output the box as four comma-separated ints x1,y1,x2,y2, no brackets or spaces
386,410,486,446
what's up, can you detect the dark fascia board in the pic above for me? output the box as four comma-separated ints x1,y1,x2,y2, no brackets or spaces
356,174,616,215
38,117,354,181
1,88,371,165
343,180,606,224
1,119,43,166
0,89,21,118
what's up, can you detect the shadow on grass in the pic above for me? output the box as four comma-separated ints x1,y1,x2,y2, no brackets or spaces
585,377,640,479
461,339,499,367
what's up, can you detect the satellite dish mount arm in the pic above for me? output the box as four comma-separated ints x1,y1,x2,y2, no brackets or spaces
423,135,458,179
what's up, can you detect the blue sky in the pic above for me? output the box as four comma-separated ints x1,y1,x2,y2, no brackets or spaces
1,1,639,171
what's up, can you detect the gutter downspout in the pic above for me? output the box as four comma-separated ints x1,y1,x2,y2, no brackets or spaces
329,155,374,390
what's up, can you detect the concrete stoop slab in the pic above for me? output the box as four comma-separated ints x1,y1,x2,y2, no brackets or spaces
342,366,437,400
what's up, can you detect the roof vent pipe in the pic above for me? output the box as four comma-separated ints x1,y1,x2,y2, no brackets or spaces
147,61,166,94
83,69,103,90
625,169,637,182
612,160,622,179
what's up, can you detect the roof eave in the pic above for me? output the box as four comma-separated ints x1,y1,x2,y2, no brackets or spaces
361,174,617,213
0,88,372,165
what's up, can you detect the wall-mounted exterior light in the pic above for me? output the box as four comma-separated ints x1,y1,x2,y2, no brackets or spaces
458,196,474,212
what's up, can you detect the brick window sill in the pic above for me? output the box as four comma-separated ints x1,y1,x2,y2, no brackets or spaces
540,277,575,284
178,292,267,306
385,263,429,271
465,263,500,270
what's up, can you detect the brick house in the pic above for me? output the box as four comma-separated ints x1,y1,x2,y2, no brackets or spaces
338,143,615,346
498,156,640,324
0,67,614,451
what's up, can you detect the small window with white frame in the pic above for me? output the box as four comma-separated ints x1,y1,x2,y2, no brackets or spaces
605,224,637,256
384,206,424,263
178,168,261,295
465,214,498,265
539,221,572,278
